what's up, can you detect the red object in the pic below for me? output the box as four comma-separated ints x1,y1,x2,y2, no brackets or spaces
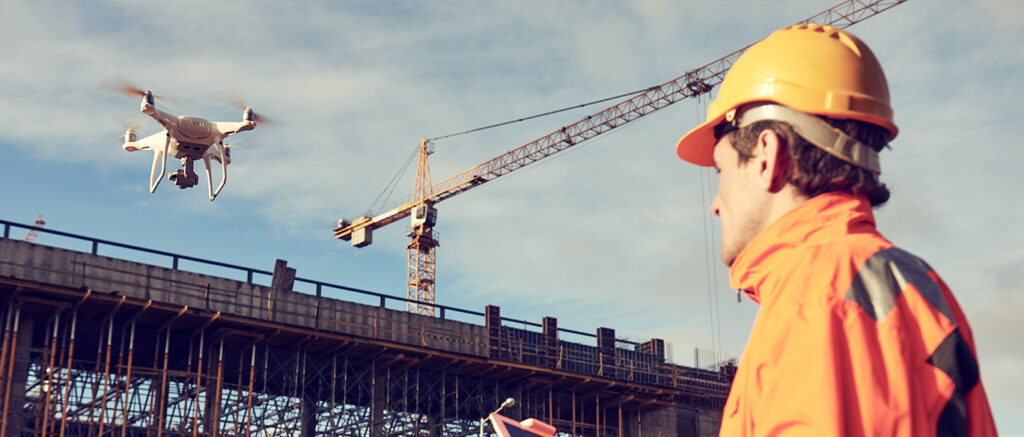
489,413,556,437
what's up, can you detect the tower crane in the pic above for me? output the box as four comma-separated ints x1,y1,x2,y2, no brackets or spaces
333,0,908,316
23,215,46,243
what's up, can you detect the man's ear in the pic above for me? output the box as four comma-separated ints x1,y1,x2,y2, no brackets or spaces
756,129,788,192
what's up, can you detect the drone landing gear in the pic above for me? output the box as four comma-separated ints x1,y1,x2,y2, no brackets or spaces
204,142,228,201
148,134,172,193
169,157,199,189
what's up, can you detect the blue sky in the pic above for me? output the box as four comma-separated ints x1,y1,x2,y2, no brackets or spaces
2,0,1022,433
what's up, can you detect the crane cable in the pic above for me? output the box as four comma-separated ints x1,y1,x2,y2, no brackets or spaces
696,93,725,369
367,86,660,216
365,145,418,217
424,86,658,142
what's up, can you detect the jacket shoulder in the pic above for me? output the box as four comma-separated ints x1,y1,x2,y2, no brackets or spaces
834,242,955,324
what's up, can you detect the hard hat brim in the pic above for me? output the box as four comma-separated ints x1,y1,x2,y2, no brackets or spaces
675,112,726,167
676,24,899,167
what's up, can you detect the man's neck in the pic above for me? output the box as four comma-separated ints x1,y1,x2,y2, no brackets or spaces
763,185,811,231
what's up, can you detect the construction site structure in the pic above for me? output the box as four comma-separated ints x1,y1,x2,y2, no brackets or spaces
21,216,45,243
0,219,734,436
332,0,909,316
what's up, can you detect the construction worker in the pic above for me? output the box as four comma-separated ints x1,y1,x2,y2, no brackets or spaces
674,24,997,436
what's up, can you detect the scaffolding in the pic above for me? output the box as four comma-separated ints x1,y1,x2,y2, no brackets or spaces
0,297,728,436
0,222,730,436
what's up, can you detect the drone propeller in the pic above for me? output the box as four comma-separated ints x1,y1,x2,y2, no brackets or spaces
98,73,178,107
98,73,146,97
117,115,146,133
209,88,281,127
113,116,146,147
222,141,249,149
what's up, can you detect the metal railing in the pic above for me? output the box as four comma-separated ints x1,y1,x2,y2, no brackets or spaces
0,219,618,345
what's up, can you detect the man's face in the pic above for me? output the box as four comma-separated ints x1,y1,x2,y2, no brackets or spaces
710,135,768,267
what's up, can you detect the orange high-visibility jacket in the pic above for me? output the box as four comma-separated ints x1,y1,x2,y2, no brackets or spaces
721,192,997,436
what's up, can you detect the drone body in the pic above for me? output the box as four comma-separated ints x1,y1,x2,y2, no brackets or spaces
103,75,265,201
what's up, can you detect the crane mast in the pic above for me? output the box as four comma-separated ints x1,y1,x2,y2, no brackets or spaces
23,215,46,243
334,0,909,316
407,139,439,315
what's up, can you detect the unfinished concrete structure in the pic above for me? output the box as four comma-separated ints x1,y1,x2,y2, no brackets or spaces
0,221,731,436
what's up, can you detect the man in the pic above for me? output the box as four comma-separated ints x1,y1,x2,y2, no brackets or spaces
674,24,997,435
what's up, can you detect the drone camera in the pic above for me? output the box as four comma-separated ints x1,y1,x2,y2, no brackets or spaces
169,169,199,189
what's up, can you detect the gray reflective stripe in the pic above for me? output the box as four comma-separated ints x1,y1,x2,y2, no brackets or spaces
843,247,954,322
930,329,978,437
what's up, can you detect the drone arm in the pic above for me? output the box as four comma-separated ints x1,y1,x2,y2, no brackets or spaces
141,102,179,131
214,121,255,136
205,143,228,201
148,134,170,193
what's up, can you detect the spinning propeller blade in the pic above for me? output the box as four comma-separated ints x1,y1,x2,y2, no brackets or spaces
117,115,147,133
98,73,178,108
98,73,145,97
210,88,282,127
114,116,148,148
209,87,246,110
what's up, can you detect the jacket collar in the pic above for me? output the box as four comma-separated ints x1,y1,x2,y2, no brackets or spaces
728,191,877,303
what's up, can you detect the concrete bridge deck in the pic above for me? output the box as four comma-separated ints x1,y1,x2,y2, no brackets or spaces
0,221,730,436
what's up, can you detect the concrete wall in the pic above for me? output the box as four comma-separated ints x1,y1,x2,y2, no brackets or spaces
0,238,487,357
621,406,721,437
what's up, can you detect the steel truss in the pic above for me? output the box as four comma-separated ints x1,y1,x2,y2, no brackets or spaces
0,299,642,436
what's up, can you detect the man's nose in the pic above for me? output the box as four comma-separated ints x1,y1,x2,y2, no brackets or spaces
710,194,721,216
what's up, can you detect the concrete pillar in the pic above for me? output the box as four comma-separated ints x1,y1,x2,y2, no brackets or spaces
696,408,723,437
596,327,615,377
676,407,699,436
485,305,500,359
426,413,444,437
300,393,318,437
271,259,295,323
635,338,665,384
542,317,558,368
637,407,676,437
636,338,665,361
369,365,385,437
272,259,296,293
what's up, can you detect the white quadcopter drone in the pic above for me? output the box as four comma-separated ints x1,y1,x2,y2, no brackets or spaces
100,74,271,201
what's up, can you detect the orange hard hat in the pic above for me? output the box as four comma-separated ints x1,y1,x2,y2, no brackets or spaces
676,24,898,167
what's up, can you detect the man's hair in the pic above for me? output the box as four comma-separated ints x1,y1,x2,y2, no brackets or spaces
728,117,891,207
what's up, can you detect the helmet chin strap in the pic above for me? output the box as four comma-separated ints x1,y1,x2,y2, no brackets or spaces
736,103,882,174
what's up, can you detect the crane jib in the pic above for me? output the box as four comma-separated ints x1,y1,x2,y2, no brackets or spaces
422,0,907,205
338,0,908,237
333,0,911,314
